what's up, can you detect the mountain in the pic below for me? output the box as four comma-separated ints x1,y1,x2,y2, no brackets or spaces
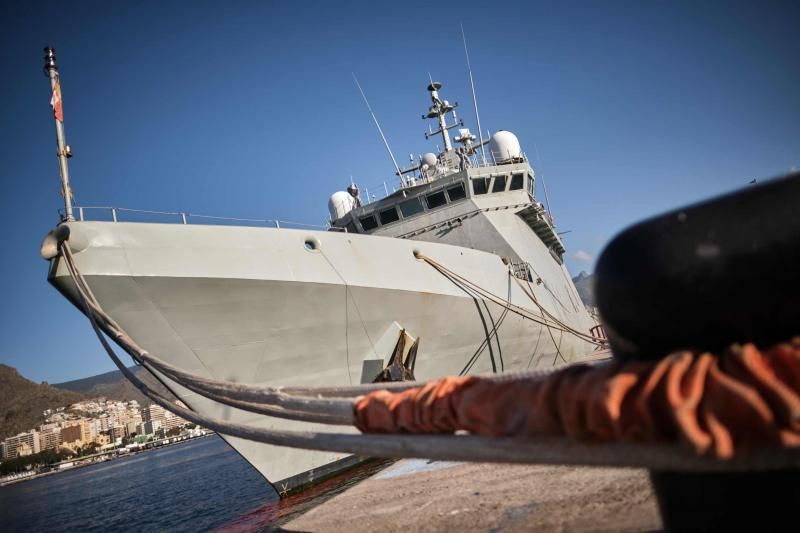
572,271,595,308
54,366,175,406
0,365,87,440
54,367,129,394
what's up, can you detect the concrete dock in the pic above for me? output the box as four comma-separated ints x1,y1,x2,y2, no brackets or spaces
284,460,662,531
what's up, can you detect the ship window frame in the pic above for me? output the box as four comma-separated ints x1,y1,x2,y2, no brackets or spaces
446,182,467,202
358,214,379,231
492,174,508,193
378,206,400,225
527,174,535,197
472,176,490,195
425,189,448,210
399,197,425,218
510,173,524,191
345,221,358,234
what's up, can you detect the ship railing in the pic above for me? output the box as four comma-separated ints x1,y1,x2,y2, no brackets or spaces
356,151,530,205
456,150,531,169
64,206,333,231
364,170,473,207
358,178,407,205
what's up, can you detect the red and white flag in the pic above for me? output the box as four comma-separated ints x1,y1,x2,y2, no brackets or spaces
50,79,64,122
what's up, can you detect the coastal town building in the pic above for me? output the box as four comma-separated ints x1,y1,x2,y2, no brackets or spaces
61,420,91,446
143,419,162,435
109,425,126,441
142,403,186,432
1,398,199,465
38,428,63,451
2,431,41,459
142,404,167,425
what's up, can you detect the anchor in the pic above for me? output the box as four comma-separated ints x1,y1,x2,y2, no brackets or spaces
372,329,419,382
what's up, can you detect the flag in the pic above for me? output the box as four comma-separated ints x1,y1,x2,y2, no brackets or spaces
50,79,64,122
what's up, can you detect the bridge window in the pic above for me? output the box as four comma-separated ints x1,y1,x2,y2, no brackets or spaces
399,197,425,217
492,175,507,193
447,183,466,202
510,173,524,191
472,177,489,195
345,221,358,233
359,214,378,231
379,206,400,225
425,190,448,209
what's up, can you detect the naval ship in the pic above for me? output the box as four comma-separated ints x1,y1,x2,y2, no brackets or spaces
41,48,598,494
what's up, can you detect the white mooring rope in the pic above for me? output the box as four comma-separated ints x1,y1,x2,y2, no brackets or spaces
57,238,800,472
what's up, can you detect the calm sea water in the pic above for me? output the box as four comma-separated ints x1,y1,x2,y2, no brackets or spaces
0,436,384,532
0,437,275,531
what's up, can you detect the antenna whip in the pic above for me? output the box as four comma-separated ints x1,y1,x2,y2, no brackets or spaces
352,74,403,184
461,24,487,166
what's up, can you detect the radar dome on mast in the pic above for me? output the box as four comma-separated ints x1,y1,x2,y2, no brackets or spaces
489,130,523,164
328,191,356,221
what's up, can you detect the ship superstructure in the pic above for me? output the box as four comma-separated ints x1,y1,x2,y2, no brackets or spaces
42,49,597,494
328,82,581,324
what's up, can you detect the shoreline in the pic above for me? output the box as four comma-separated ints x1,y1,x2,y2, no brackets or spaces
0,432,216,488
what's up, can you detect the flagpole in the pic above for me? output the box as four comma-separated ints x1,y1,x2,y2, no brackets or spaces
44,47,75,222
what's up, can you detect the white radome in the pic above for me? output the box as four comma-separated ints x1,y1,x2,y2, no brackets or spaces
421,152,438,168
489,130,522,163
328,191,356,221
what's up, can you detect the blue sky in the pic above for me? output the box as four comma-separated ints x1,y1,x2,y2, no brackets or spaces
1,1,798,383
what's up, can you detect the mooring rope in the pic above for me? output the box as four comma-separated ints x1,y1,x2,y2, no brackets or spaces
60,244,355,425
57,239,800,471
415,253,607,346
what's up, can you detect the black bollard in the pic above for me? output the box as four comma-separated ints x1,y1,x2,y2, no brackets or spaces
594,172,800,531
595,171,800,362
650,470,800,532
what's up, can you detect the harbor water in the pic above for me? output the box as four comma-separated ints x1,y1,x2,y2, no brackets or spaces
0,436,387,531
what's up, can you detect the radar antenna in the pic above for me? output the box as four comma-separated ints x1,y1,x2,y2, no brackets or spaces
422,81,462,152
352,74,403,185
461,24,487,166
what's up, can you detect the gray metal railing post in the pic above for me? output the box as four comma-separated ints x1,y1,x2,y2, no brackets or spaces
111,208,117,222
181,212,187,224
275,220,280,229
79,207,84,221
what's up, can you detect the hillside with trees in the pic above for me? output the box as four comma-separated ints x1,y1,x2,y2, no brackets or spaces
0,365,87,440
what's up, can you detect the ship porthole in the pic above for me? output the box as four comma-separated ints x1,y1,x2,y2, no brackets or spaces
304,237,321,252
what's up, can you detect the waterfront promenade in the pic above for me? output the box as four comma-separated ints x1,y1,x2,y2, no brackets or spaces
0,432,213,487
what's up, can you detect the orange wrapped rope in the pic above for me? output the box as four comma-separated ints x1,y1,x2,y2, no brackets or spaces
354,339,800,459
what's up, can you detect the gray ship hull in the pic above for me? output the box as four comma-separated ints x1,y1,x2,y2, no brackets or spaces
49,220,595,493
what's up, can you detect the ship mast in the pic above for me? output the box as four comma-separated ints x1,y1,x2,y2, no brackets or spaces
423,82,460,152
43,47,75,222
